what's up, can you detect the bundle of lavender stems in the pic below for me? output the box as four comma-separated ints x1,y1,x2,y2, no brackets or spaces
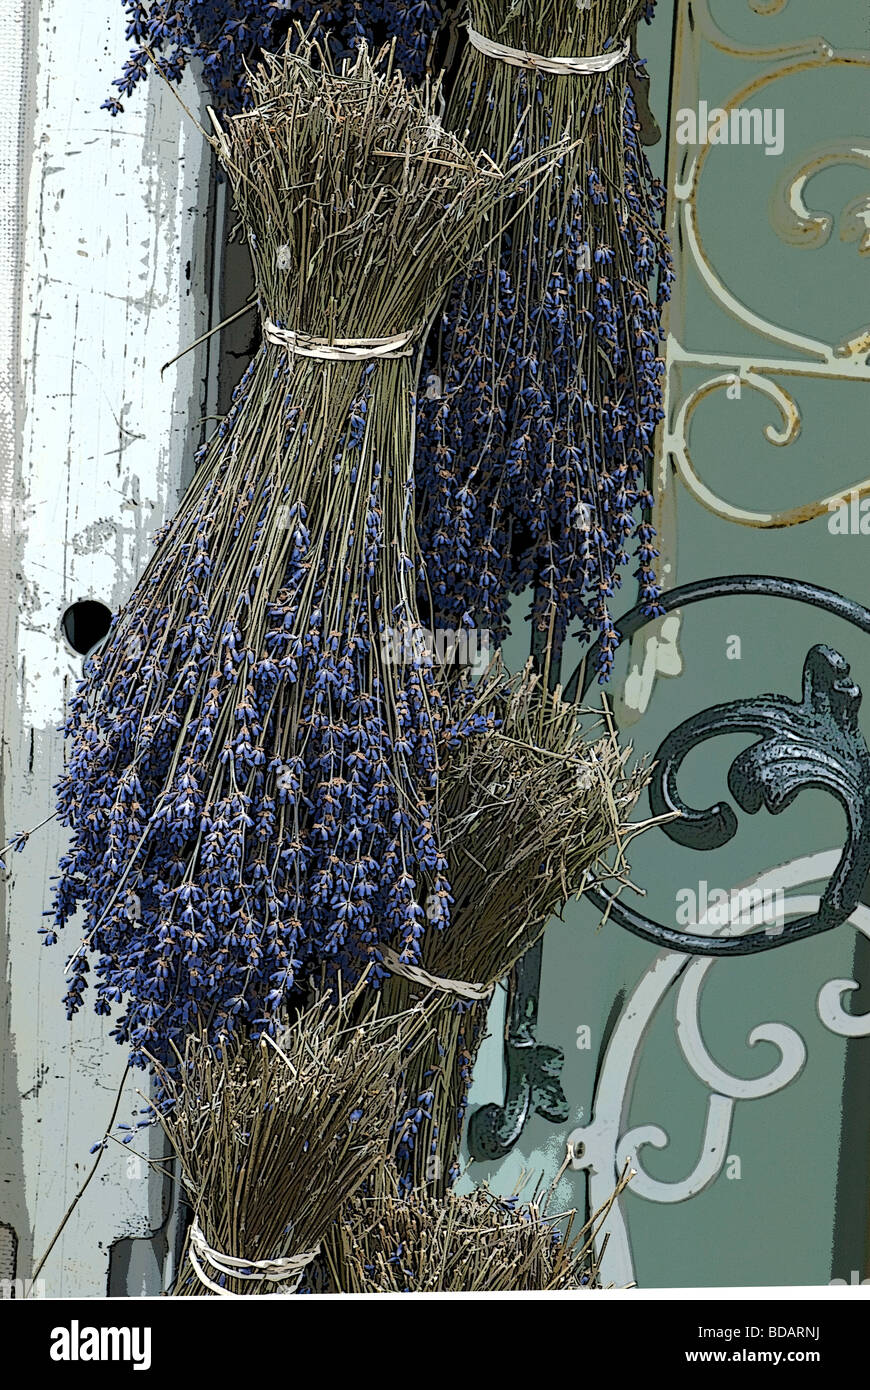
369,660,651,1191
323,1157,635,1291
150,985,434,1296
416,0,672,678
48,41,551,1069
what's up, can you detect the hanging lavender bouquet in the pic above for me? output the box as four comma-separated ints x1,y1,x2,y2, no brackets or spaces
370,660,652,1191
104,2,672,685
416,0,672,679
103,0,447,114
47,43,543,1068
152,985,433,1296
324,1158,634,1292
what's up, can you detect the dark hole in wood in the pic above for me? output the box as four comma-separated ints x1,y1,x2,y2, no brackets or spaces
61,600,112,656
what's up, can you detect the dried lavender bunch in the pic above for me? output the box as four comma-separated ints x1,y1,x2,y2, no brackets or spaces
47,43,545,1068
416,0,673,679
104,1,447,114
323,1159,633,1292
150,985,433,1296
105,2,671,684
368,660,652,1190
437,661,651,960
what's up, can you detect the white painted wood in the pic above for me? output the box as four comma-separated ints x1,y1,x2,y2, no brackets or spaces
1,0,215,1295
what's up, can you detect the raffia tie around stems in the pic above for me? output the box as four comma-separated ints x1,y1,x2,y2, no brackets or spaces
381,946,494,1003
188,1220,320,1299
466,25,631,75
262,319,420,361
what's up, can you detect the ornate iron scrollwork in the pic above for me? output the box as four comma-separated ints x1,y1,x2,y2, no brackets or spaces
648,642,870,931
574,575,870,956
468,574,870,1162
466,942,569,1162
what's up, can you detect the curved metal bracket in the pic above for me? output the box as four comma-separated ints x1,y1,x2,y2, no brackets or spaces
469,575,870,1160
466,942,569,1162
628,20,663,147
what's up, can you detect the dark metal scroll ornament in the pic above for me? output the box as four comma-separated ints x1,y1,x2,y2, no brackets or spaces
467,574,870,1161
466,942,569,1161
606,642,870,955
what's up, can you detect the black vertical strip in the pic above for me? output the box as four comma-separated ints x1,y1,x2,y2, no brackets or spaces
830,880,870,1283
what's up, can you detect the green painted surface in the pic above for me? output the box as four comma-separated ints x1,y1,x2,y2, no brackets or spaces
462,0,870,1288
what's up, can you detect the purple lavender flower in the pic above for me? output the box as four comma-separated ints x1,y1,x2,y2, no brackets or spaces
104,1,445,114
415,19,672,681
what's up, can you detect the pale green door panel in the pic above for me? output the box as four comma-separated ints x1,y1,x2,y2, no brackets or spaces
462,0,870,1290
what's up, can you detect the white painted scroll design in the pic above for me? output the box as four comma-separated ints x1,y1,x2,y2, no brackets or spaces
566,851,870,1286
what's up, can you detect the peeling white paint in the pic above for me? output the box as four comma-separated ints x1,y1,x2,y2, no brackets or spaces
2,0,215,1294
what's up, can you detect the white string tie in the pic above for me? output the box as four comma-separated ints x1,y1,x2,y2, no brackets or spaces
466,26,631,76
188,1219,320,1298
263,320,418,361
382,946,494,1003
